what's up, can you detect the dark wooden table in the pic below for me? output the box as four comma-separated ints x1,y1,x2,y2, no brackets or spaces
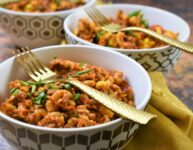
0,0,193,149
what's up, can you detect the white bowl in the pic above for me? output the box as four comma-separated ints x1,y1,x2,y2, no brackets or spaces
0,45,151,150
0,0,95,48
64,4,190,72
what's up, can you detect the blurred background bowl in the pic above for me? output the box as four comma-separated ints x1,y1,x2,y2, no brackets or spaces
64,4,190,72
0,45,151,150
0,0,95,48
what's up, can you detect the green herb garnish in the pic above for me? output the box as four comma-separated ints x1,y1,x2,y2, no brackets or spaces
74,93,80,101
31,85,36,93
0,0,20,6
10,88,19,96
74,111,78,117
10,88,16,93
64,83,71,90
141,19,149,28
70,0,81,3
79,62,86,69
55,0,61,5
18,80,30,86
13,89,19,96
94,31,106,43
34,91,47,105
69,69,92,78
27,81,40,85
27,93,32,98
48,84,59,89
128,10,141,18
125,31,135,36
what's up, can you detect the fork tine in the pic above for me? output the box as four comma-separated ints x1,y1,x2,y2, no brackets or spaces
25,47,56,78
21,47,46,74
92,6,111,25
19,48,43,76
17,49,43,78
85,7,103,26
13,50,39,80
25,47,51,72
13,50,32,74
14,47,56,81
85,6,108,26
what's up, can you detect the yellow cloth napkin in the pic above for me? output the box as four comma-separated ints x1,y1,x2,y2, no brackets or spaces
125,72,193,150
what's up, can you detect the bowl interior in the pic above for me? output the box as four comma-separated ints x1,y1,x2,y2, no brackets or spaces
0,45,151,111
64,4,190,52
0,0,95,16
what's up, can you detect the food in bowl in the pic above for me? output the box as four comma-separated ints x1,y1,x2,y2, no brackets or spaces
1,0,85,12
1,58,134,128
0,0,95,48
75,10,178,49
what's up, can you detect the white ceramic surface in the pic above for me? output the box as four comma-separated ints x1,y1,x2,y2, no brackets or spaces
0,45,151,150
0,0,95,48
64,4,190,72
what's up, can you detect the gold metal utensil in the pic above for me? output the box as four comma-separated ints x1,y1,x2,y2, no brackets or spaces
0,0,19,5
13,47,156,124
85,6,193,54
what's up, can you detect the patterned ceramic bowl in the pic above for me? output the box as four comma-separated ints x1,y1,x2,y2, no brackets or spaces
0,45,151,150
64,4,190,72
0,0,95,48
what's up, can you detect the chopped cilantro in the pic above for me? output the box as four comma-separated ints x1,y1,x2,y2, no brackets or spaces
141,19,149,28
49,84,59,89
69,69,92,78
10,88,19,96
70,0,81,3
64,83,71,90
128,10,141,18
74,93,80,101
55,0,61,5
74,111,78,117
31,84,36,93
18,80,30,86
79,62,87,69
27,93,32,98
34,91,47,105
94,31,106,43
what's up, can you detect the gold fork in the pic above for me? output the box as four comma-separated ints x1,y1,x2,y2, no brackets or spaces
13,47,156,124
85,6,193,54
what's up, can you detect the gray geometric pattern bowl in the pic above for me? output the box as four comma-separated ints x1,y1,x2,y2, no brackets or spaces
65,33,181,72
64,4,190,72
0,118,138,150
0,45,152,150
0,0,95,48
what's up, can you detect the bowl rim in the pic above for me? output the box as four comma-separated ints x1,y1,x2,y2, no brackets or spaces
0,45,152,132
64,3,191,53
0,0,95,16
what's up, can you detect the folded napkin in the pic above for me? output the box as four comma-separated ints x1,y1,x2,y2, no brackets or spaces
124,72,193,150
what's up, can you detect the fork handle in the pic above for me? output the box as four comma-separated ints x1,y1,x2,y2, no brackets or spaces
43,78,156,124
121,27,193,54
